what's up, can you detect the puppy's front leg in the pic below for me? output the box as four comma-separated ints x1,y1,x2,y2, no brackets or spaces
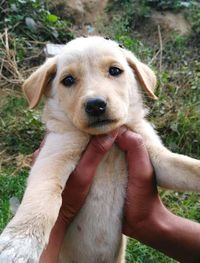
0,132,89,263
129,120,200,192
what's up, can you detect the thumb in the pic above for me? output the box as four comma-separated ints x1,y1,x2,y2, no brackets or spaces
77,128,119,175
116,129,155,187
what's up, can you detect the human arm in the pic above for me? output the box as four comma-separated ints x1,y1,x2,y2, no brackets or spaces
116,129,200,263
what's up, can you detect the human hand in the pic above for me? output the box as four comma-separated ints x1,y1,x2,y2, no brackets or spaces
116,128,167,241
117,129,200,263
58,129,119,226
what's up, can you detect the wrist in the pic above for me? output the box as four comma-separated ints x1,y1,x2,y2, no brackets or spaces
130,200,172,244
140,208,200,262
146,206,174,246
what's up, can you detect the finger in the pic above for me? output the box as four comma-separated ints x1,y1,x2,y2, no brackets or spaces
116,129,155,187
116,129,145,154
74,128,119,184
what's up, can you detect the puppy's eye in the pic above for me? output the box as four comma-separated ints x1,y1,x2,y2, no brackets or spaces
62,75,75,87
109,67,123,77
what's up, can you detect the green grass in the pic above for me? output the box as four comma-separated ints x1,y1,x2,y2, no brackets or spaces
0,95,44,156
0,94,44,232
126,239,176,263
0,168,28,232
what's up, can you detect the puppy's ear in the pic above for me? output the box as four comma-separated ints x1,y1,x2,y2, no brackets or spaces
123,49,158,99
23,57,57,108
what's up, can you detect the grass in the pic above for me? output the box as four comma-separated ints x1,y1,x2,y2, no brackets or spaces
126,240,176,263
0,94,44,156
0,168,28,231
0,93,44,232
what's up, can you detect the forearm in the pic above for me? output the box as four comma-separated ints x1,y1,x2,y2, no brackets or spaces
136,207,200,263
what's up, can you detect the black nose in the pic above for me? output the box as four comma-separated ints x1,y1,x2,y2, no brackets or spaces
85,97,107,117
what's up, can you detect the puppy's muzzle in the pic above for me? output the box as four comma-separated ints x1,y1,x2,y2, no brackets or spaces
85,97,107,117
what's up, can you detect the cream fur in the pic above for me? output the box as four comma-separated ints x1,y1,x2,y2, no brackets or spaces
0,36,199,263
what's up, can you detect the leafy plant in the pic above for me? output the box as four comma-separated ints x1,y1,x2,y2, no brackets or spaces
115,35,153,61
0,0,74,91
1,0,73,43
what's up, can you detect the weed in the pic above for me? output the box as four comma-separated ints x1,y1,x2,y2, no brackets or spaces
116,35,153,61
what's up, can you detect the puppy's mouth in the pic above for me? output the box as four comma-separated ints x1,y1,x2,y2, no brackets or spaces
88,118,116,128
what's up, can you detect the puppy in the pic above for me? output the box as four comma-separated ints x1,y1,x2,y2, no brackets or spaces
0,36,199,263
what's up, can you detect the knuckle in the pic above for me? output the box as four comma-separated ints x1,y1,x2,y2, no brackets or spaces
129,133,144,147
60,206,75,223
72,167,93,187
91,136,112,154
76,176,90,189
134,133,144,144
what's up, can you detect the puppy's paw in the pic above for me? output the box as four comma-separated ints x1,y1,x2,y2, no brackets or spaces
0,231,42,263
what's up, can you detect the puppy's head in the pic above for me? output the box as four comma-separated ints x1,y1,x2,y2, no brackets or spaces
23,36,157,135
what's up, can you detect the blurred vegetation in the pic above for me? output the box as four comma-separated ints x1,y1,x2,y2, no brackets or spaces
0,0,73,43
0,0,200,262
0,0,73,88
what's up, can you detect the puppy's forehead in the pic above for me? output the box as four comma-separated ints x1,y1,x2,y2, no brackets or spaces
57,37,124,66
